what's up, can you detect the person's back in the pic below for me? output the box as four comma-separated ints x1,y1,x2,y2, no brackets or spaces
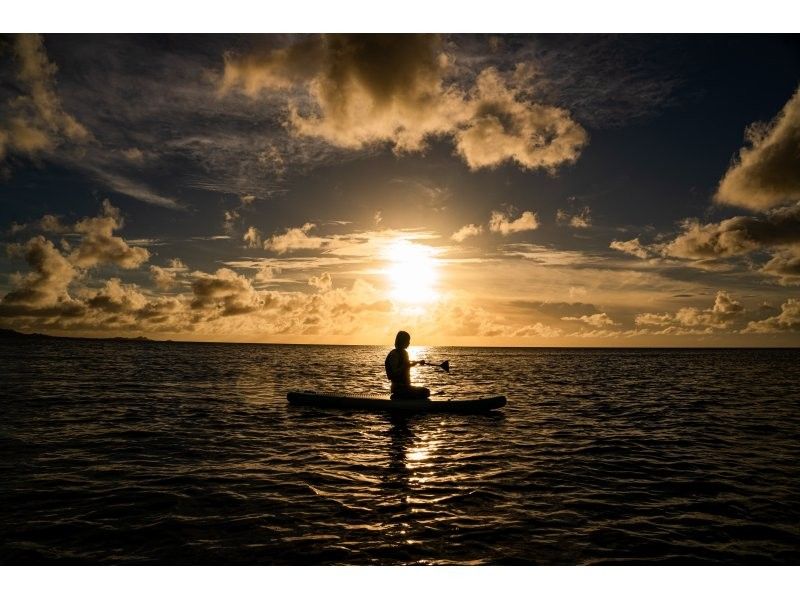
385,330,430,400
385,347,411,389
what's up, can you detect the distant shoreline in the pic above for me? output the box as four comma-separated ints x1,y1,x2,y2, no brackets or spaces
1,328,798,350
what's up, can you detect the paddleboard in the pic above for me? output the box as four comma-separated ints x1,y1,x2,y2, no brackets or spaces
286,390,506,413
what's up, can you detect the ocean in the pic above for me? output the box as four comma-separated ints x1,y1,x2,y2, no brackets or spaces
1,337,799,564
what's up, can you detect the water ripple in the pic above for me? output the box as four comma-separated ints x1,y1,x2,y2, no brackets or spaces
1,339,799,564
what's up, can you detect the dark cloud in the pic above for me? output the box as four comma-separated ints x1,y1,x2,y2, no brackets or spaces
1,235,77,309
190,268,265,316
0,34,90,161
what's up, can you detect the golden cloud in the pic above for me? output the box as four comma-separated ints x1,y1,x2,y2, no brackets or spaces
264,223,330,254
488,210,539,235
221,35,587,172
451,223,483,243
744,298,800,333
69,200,150,269
635,291,745,332
1,236,77,310
717,87,800,211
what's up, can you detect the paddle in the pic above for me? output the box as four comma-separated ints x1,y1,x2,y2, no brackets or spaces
419,360,449,373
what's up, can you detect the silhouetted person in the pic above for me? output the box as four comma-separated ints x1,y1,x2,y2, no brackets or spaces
385,330,431,400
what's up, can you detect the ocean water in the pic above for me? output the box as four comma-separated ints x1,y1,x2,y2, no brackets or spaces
1,337,799,564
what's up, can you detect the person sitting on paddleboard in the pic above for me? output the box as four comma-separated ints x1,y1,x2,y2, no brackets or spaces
385,330,431,400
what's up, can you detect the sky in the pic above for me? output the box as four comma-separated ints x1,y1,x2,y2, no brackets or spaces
1,33,799,346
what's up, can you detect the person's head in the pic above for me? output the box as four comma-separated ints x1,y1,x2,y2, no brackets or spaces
394,330,411,349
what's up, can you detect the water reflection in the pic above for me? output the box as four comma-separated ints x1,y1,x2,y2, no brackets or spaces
383,414,414,506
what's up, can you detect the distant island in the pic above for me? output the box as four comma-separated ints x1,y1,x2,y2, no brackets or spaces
0,328,159,343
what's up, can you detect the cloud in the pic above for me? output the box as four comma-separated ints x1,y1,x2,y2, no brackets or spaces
84,278,148,314
561,312,617,327
508,300,599,319
223,34,463,152
612,205,800,283
635,291,745,332
39,214,69,233
610,237,655,259
190,268,266,317
254,262,279,283
0,35,185,209
265,222,330,254
744,298,800,333
150,265,176,290
761,246,800,286
221,34,587,172
660,208,800,259
88,170,182,210
1,235,78,311
512,322,563,338
121,147,145,162
308,272,333,291
451,223,483,242
556,206,592,228
243,226,262,248
453,68,588,171
0,34,90,161
223,209,240,233
489,210,539,235
0,202,153,318
69,200,150,269
716,87,800,211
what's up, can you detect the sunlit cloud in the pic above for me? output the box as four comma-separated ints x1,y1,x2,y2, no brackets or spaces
308,272,333,291
717,87,800,211
761,246,800,286
556,206,592,229
221,34,587,172
635,291,745,332
610,237,654,259
744,298,800,333
264,223,329,254
489,210,539,235
150,265,177,290
561,312,618,327
243,226,262,248
451,223,483,242
68,201,150,269
611,204,800,285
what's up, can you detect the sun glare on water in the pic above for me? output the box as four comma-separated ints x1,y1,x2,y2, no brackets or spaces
383,239,440,305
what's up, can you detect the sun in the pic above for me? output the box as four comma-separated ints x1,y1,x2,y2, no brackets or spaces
383,239,440,305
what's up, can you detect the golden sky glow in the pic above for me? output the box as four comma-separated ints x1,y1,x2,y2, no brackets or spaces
383,240,441,306
1,34,800,346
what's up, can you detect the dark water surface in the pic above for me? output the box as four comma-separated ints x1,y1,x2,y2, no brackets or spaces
1,338,799,564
